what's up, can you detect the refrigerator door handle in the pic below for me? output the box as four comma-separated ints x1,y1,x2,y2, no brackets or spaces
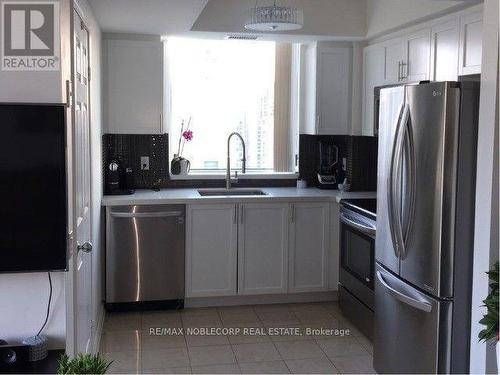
401,110,416,259
376,270,432,313
387,103,408,258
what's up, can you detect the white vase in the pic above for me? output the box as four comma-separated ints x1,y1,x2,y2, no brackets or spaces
179,158,190,175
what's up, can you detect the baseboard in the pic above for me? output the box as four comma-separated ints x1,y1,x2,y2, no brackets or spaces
92,303,106,354
185,291,338,308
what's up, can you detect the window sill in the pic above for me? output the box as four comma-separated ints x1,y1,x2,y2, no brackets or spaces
169,172,299,180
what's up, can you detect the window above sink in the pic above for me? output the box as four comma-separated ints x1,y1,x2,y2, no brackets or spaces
165,37,299,179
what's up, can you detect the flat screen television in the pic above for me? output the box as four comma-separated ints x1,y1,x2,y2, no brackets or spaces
0,103,67,273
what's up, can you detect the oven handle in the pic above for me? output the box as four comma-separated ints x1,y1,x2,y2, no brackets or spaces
340,213,376,236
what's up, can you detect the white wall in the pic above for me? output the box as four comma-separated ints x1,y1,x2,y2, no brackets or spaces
0,273,66,349
74,0,104,353
0,0,103,352
469,0,499,372
0,0,72,350
365,0,475,38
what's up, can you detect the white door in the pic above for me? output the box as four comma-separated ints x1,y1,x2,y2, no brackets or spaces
317,46,351,135
288,202,330,292
73,10,93,354
430,20,459,81
403,29,431,82
362,44,385,136
383,38,404,84
458,11,483,75
185,204,238,297
238,203,289,295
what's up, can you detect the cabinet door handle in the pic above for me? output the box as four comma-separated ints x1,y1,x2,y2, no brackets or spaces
240,205,244,224
234,205,237,224
397,61,401,82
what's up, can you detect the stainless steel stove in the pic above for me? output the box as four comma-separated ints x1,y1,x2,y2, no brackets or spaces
338,198,376,340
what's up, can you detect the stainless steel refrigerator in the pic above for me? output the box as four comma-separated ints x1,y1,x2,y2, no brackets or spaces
374,81,480,374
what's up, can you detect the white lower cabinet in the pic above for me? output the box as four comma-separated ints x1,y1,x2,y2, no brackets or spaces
186,201,334,298
186,204,238,297
288,202,330,292
238,203,289,295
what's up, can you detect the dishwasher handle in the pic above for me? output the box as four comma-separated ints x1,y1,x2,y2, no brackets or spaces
109,211,184,219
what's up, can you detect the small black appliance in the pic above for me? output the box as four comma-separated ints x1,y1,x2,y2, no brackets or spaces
317,141,339,189
106,159,135,195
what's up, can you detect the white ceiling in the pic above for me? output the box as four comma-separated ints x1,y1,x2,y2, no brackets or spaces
87,0,209,35
191,0,367,39
88,0,477,40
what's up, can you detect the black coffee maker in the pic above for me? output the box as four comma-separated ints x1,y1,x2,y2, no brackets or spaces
106,159,135,195
317,141,339,189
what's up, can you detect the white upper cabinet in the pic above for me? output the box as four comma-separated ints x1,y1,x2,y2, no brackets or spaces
380,31,431,85
301,43,353,135
430,19,459,81
459,11,483,76
104,36,163,134
238,203,289,295
317,46,352,135
186,204,238,297
362,44,385,136
403,29,431,82
382,37,404,84
288,202,330,293
362,6,482,138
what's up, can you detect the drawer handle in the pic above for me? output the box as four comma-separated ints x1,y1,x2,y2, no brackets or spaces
110,211,183,218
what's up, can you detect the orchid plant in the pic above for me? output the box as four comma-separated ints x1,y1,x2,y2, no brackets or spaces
176,117,193,158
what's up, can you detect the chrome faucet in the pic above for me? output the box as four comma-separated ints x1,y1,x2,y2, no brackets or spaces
226,132,246,189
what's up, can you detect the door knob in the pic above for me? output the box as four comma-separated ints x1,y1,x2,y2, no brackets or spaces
77,241,93,253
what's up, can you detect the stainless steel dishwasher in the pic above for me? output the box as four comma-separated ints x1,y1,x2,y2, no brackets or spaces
106,205,185,309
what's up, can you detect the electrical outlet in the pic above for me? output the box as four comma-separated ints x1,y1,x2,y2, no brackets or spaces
140,156,150,170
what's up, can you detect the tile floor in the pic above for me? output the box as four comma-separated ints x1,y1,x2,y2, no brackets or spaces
100,302,375,374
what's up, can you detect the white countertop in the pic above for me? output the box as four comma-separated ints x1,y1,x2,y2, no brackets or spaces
101,187,376,206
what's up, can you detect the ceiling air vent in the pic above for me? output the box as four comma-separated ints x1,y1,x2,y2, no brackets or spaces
226,34,259,41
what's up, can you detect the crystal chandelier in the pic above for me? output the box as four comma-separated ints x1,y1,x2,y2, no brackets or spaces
245,1,304,32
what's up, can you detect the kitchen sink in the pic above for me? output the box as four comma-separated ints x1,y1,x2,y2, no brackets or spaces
198,188,267,197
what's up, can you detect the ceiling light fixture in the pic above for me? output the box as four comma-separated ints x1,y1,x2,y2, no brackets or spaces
245,1,304,32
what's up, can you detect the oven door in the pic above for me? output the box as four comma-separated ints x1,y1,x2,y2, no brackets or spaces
339,210,375,309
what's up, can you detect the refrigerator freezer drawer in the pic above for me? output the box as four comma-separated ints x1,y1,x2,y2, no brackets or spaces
373,264,452,374
106,205,185,304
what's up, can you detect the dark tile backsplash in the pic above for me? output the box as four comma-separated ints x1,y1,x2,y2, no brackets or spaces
347,136,378,191
299,134,378,191
102,133,296,192
102,133,377,193
102,134,169,189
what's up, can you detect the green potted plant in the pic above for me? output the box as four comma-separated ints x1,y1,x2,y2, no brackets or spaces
478,261,499,362
57,353,112,374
